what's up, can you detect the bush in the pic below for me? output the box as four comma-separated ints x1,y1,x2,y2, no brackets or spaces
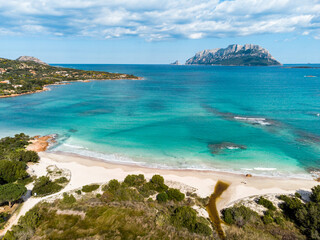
75,190,81,195
166,188,185,202
171,206,211,236
82,184,100,193
104,179,120,192
279,193,320,240
262,215,273,224
221,205,260,227
149,175,168,192
16,150,39,163
257,197,276,211
54,177,68,184
124,174,145,187
32,176,63,196
310,185,320,203
156,192,168,203
62,193,76,204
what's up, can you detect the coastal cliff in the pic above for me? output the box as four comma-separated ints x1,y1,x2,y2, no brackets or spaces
186,44,281,66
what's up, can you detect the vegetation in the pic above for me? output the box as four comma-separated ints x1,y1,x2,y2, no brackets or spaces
81,184,100,193
278,185,320,240
0,57,139,97
4,174,213,239
0,183,27,207
32,176,63,196
0,133,41,228
257,196,276,211
221,188,320,240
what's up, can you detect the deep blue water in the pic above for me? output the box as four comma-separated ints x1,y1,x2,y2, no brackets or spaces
1,64,320,178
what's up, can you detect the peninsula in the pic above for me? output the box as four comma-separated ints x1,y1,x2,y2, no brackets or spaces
0,56,139,98
186,44,281,66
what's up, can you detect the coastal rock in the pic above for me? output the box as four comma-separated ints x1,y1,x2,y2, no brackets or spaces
27,134,57,152
16,56,48,65
170,60,181,65
208,142,247,154
186,44,281,66
246,174,253,178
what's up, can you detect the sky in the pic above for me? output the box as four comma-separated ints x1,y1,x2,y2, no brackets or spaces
0,0,320,64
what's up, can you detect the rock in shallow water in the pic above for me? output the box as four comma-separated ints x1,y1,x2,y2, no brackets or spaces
208,142,247,155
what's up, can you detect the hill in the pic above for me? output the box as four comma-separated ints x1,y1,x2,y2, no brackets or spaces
0,57,138,97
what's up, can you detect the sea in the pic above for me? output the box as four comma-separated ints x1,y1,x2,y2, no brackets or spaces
1,64,320,179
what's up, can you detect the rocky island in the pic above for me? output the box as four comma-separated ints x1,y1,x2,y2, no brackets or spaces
186,44,281,66
0,56,139,98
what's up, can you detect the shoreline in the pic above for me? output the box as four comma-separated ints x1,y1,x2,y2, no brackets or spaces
39,151,318,202
0,77,143,99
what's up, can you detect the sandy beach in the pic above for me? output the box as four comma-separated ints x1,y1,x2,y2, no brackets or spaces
37,151,318,207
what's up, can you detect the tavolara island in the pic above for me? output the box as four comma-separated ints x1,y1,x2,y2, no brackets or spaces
0,56,139,98
186,44,281,66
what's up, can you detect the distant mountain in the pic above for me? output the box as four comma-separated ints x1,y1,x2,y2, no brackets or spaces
16,56,48,65
185,44,281,66
170,60,181,65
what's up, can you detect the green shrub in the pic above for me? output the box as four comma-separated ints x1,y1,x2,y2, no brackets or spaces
96,193,101,198
104,179,120,192
274,216,284,225
262,215,273,224
193,222,212,236
124,174,145,187
17,150,40,163
156,192,168,203
221,205,260,227
54,177,68,184
171,206,211,236
257,197,276,211
310,185,320,203
75,190,81,195
138,182,156,197
149,175,168,192
295,192,302,199
166,188,185,202
62,193,76,204
32,176,63,196
279,193,320,240
222,208,234,224
82,184,100,193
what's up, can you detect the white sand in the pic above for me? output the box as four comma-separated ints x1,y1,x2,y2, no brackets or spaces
1,151,318,236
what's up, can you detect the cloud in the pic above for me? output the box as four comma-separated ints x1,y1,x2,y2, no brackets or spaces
0,0,319,40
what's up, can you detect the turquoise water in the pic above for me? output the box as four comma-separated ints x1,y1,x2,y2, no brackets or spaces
1,64,320,178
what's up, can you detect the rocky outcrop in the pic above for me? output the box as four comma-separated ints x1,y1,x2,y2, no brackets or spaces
16,56,48,65
170,60,181,65
186,44,281,66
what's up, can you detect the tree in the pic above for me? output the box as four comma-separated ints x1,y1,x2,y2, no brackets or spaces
0,183,27,207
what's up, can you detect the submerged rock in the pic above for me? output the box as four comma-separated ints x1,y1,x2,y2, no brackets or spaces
208,142,247,154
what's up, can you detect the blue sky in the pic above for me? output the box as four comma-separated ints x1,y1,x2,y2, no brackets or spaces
0,0,320,64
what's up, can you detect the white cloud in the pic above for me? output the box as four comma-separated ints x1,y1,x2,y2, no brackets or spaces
0,0,319,40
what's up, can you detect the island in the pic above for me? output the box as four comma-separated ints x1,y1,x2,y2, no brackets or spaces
0,56,140,98
185,44,281,66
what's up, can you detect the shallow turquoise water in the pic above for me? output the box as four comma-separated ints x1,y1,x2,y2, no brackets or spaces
1,64,320,178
